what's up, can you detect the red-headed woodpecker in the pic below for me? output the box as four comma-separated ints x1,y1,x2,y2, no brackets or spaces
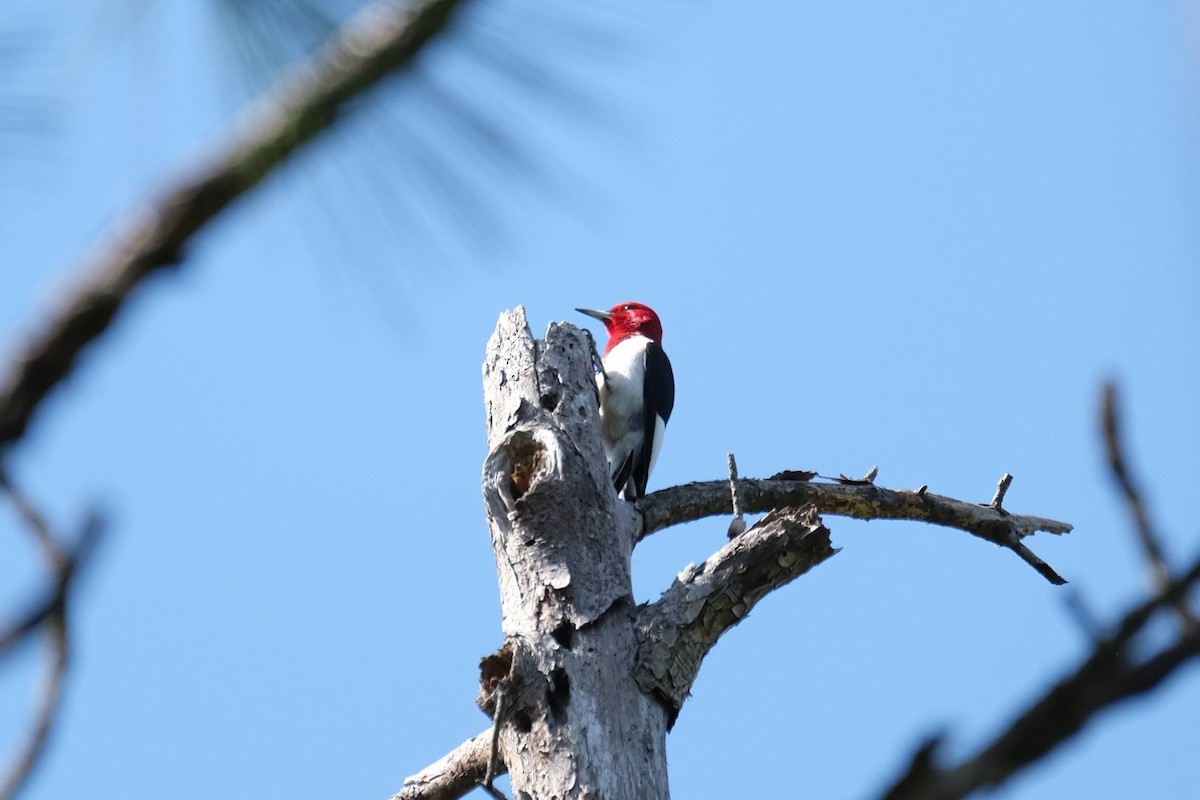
576,302,675,500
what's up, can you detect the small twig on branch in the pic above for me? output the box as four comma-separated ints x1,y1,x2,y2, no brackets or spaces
393,730,495,800
1101,382,1195,630
0,612,67,800
0,512,102,658
0,0,471,457
877,551,1200,800
478,690,508,800
836,466,878,485
637,476,1072,584
726,453,746,538
1005,538,1067,587
989,473,1013,512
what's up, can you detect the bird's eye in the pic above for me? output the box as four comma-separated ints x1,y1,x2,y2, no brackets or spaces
622,304,633,311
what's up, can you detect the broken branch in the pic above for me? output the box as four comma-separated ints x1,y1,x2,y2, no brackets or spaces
634,506,837,723
989,473,1012,511
393,729,496,800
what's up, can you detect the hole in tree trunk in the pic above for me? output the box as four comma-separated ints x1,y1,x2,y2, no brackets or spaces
548,668,570,723
504,432,542,500
551,621,574,650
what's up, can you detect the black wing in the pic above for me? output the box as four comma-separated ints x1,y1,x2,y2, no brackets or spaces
631,343,675,497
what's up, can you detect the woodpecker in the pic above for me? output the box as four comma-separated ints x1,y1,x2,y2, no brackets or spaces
576,302,675,500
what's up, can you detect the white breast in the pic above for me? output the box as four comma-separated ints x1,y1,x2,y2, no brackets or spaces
597,336,653,489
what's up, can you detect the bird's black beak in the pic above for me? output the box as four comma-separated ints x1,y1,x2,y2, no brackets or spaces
576,307,612,322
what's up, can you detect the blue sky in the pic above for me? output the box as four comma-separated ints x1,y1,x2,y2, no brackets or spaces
2,2,1198,799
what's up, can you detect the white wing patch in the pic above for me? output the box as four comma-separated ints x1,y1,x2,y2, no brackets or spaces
647,414,667,481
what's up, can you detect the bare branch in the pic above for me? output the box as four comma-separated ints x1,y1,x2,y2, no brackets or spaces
0,0,470,456
1101,383,1160,566
0,515,102,658
1004,540,1067,587
0,475,104,800
1101,382,1195,629
0,570,63,660
393,730,496,800
0,613,67,800
638,477,1072,584
877,553,1200,800
0,471,64,569
634,506,837,723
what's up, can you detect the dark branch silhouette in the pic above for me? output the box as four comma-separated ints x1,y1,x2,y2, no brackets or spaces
0,0,470,457
2,7,471,797
0,472,104,800
879,553,1200,800
875,383,1199,800
0,0,1192,794
1102,382,1196,630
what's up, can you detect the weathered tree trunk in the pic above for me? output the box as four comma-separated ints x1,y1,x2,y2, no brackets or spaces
399,307,1081,800
480,308,671,799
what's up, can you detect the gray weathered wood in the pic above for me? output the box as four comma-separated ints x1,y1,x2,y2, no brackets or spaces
393,731,491,800
635,506,837,721
480,307,671,800
400,306,1080,800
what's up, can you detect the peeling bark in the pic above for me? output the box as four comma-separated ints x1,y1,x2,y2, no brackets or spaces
635,506,837,724
480,307,670,800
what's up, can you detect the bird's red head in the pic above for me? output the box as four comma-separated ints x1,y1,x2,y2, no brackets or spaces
577,302,664,354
